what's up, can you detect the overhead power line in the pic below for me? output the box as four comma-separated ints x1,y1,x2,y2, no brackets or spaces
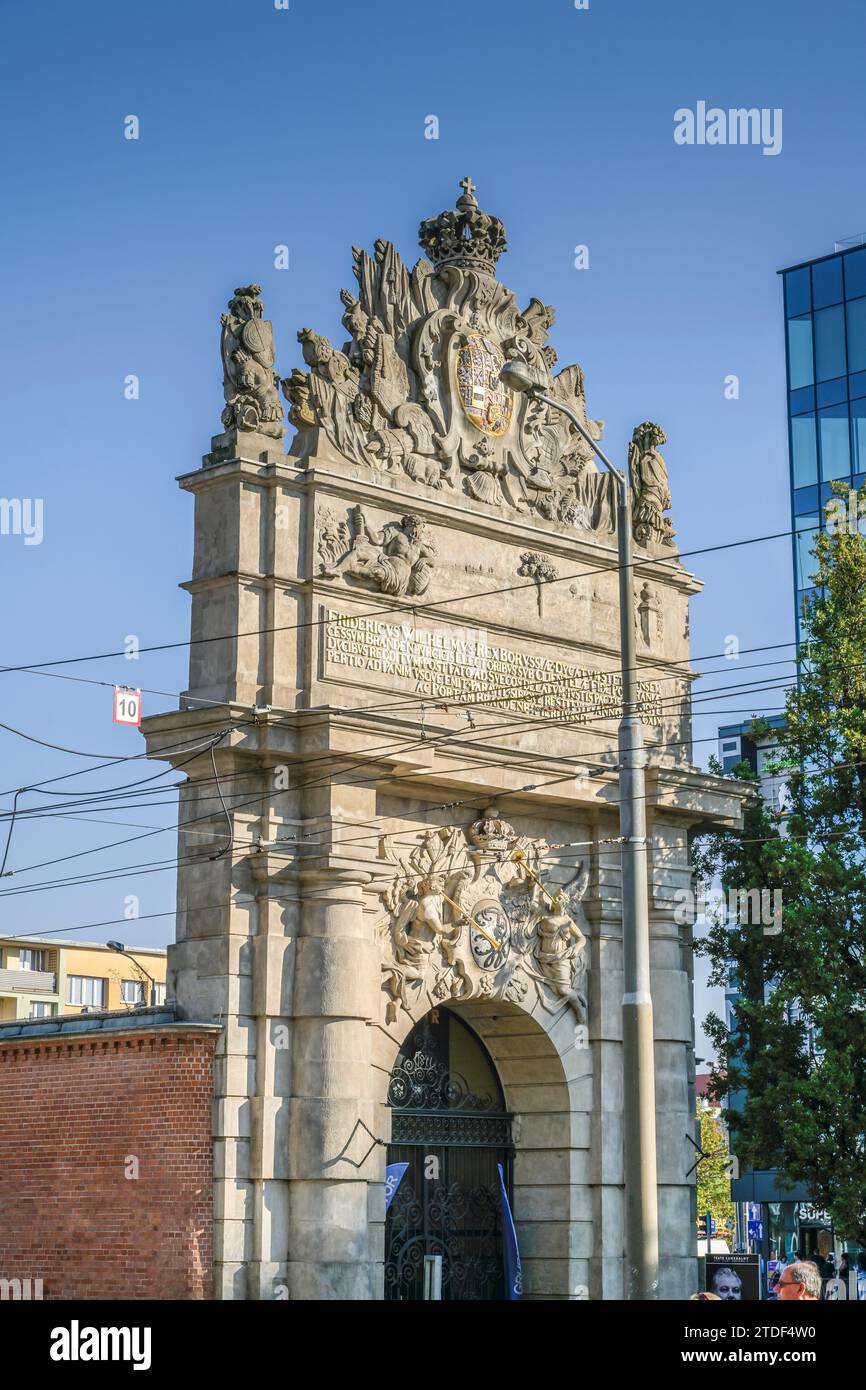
0,523,796,677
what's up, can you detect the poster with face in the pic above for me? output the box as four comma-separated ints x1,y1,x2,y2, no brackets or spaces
706,1254,762,1301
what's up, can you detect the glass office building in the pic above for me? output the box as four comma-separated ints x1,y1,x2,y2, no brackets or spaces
782,240,866,639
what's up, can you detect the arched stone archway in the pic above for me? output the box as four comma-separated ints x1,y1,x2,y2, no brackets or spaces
371,996,586,1300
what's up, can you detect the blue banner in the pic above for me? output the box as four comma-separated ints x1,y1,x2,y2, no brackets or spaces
385,1162,409,1212
497,1163,523,1300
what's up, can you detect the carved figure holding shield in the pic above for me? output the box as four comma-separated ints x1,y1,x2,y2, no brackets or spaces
220,285,284,439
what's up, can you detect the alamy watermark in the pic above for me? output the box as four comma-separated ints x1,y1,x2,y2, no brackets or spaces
825,485,866,535
675,885,782,935
1,497,43,545
674,102,782,157
0,1276,43,1300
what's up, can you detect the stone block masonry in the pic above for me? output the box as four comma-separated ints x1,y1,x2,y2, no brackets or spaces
0,1015,220,1300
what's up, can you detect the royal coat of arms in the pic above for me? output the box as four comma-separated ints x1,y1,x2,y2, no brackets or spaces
376,806,589,1024
279,179,682,549
455,335,514,437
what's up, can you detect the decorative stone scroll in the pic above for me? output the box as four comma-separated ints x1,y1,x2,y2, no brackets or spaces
280,179,677,553
376,807,589,1024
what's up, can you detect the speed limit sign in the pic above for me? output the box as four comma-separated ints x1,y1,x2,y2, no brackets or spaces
113,687,142,726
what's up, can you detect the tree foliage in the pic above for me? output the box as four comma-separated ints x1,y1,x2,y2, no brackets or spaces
695,1103,736,1239
695,490,866,1243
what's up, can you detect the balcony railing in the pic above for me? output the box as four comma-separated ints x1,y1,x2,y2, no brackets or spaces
0,968,57,994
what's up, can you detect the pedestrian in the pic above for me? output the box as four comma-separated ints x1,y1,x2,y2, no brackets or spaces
775,1260,823,1301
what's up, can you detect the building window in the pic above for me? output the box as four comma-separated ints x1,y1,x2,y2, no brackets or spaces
812,256,843,310
153,982,166,1005
795,516,819,589
847,297,866,376
791,413,818,488
121,979,145,1005
849,370,866,401
789,385,815,415
30,1002,57,1019
66,975,106,1008
851,399,866,478
816,376,847,408
19,948,47,972
786,267,811,318
844,248,866,300
787,315,814,390
814,305,846,382
819,405,851,481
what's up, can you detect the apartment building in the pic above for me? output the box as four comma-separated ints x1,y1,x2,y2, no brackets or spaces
0,937,167,1020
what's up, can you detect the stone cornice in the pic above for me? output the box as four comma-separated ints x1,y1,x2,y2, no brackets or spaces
176,451,702,596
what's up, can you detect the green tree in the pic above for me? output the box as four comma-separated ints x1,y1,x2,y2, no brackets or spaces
695,486,866,1244
695,1103,735,1240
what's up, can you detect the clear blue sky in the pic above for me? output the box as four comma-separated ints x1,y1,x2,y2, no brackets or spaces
2,0,864,1051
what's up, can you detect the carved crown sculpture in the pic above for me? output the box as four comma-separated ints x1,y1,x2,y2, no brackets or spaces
214,179,677,554
418,176,507,276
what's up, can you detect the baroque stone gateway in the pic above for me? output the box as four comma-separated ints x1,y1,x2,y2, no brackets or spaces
142,179,750,1301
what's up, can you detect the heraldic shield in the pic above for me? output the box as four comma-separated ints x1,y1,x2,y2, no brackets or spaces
455,334,514,437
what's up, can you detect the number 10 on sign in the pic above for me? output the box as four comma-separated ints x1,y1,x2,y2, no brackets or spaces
113,687,142,726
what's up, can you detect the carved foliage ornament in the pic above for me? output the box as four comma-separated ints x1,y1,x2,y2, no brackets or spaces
279,178,676,551
376,806,589,1025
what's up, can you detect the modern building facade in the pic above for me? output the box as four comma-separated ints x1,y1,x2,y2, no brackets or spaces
715,240,866,1272
717,715,788,814
0,936,167,1021
782,238,866,640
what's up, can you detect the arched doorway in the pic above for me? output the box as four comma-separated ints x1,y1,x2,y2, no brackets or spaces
384,1008,514,1300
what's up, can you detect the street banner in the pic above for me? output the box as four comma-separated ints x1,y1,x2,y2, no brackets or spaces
497,1162,523,1300
384,1162,409,1212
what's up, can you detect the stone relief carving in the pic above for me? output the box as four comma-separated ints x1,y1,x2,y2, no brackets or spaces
280,178,676,552
316,506,352,573
628,423,676,548
518,551,558,618
636,581,663,646
376,806,590,1024
220,286,285,440
317,506,436,597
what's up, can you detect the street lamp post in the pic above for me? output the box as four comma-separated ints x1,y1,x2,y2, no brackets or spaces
107,940,158,1007
499,360,660,1300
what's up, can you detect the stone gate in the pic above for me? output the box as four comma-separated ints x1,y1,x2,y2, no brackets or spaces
141,179,747,1300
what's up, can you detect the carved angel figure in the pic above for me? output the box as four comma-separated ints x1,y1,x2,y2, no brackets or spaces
220,285,284,439
534,891,588,1021
628,422,676,548
463,437,507,505
377,812,592,1024
517,863,590,1021
379,829,473,1017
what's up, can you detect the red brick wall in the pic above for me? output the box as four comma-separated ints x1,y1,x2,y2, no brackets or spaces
0,1027,216,1300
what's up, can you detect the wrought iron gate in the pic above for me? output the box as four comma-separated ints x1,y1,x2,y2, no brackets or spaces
384,1010,514,1301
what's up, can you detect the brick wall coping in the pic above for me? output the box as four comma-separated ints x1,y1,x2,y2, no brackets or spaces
0,1005,222,1046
